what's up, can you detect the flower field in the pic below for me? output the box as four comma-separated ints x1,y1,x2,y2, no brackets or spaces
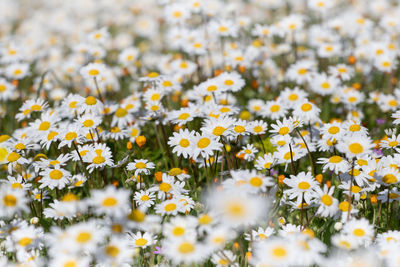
1,0,400,266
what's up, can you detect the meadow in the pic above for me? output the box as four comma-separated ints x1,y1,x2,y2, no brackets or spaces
0,0,400,266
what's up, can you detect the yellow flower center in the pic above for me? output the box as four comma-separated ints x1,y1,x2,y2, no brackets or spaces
270,105,280,112
353,228,365,237
349,124,361,132
179,138,190,148
65,132,77,141
15,143,25,150
298,68,307,75
249,177,262,187
159,182,171,192
83,120,94,127
224,80,234,86
102,197,117,207
348,143,363,154
105,245,120,257
47,131,58,140
162,80,172,87
7,152,21,162
49,170,63,180
85,96,97,105
135,162,147,169
173,227,185,236
147,72,159,78
383,174,397,184
234,125,245,133
321,194,333,206
301,103,312,112
328,126,339,134
39,121,51,131
339,201,351,212
169,168,182,176
329,155,342,163
76,232,91,243
207,85,217,92
140,195,150,201
12,183,22,189
253,126,262,133
18,237,32,247
88,69,99,76
178,113,190,120
3,194,17,207
31,104,41,111
272,246,287,258
198,214,212,225
289,94,298,101
278,127,289,135
178,242,195,254
115,108,128,118
135,238,148,247
227,202,244,217
197,138,210,148
164,203,177,212
212,126,226,136
298,181,310,190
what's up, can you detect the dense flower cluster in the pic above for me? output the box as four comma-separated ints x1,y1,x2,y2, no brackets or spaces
1,0,400,266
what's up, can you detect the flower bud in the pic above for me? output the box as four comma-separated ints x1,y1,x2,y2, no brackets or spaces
136,136,146,147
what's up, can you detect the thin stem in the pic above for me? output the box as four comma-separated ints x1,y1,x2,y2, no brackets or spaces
295,128,315,177
347,159,355,221
288,144,296,176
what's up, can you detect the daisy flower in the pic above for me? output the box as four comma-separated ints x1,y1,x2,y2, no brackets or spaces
0,78,16,101
84,143,114,173
280,87,308,108
217,72,245,93
163,215,197,240
80,62,106,81
57,123,84,148
156,198,184,216
201,116,234,138
342,218,374,245
5,62,30,80
337,134,374,159
245,227,275,242
0,185,29,218
130,231,154,249
162,237,208,265
127,159,155,177
262,99,288,120
313,185,338,217
237,144,258,161
270,118,293,137
97,236,133,266
286,60,315,84
283,172,318,204
249,120,269,135
211,250,237,267
206,188,268,228
251,237,296,267
293,100,321,123
168,107,197,126
89,185,130,217
192,133,222,159
134,190,156,208
39,166,71,190
79,95,104,114
168,129,196,158
329,64,354,81
255,153,277,170
317,155,351,174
